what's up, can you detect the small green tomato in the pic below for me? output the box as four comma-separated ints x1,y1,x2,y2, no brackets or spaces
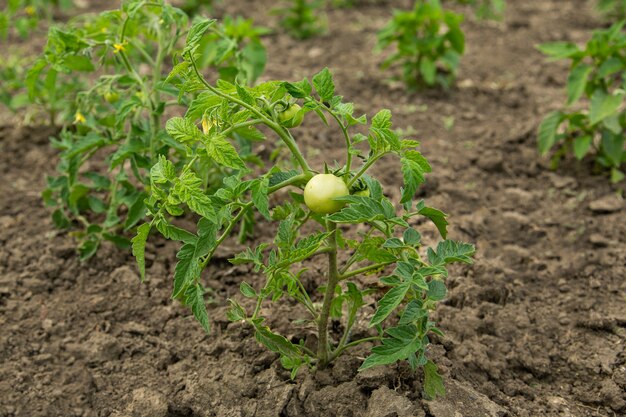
353,188,370,197
278,103,304,128
104,91,120,103
304,174,349,214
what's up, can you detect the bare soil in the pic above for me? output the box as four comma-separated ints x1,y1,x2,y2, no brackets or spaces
1,1,625,416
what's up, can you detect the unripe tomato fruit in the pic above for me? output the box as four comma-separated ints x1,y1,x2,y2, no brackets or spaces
304,174,349,214
104,91,120,103
278,103,303,128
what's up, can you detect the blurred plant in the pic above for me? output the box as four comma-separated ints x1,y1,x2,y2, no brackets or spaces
196,15,269,84
275,0,326,39
376,0,465,88
452,0,505,20
537,21,626,183
0,0,74,40
597,0,626,20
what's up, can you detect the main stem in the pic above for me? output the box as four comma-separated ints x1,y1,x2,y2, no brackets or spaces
317,221,339,368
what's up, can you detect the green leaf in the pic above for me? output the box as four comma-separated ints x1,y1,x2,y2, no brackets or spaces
254,325,302,360
423,360,446,399
427,280,447,301
419,58,436,85
536,42,579,60
428,240,475,266
184,18,216,55
328,196,402,225
359,324,422,370
566,64,591,105
185,284,211,333
589,90,624,125
400,151,431,203
150,155,176,184
204,134,246,169
312,67,335,101
132,223,151,282
371,109,392,129
251,177,270,220
370,282,410,327
240,281,257,298
236,83,256,106
537,111,563,155
172,243,201,299
598,57,623,78
403,228,421,246
417,205,448,239
174,171,216,222
166,117,202,143
399,300,427,325
63,55,94,72
573,135,592,160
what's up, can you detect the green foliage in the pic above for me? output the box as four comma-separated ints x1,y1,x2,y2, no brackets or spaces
275,0,326,39
376,0,465,89
34,1,268,259
597,0,626,20
537,21,626,183
0,0,73,40
452,0,505,20
195,15,269,85
134,20,474,396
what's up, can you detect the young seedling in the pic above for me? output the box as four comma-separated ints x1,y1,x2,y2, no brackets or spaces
537,21,626,183
376,0,465,89
134,18,475,397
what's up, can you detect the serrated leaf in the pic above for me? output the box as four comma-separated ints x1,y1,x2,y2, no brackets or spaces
236,83,256,106
132,223,151,281
428,240,475,266
401,151,431,203
328,196,400,225
251,177,270,220
184,18,216,55
166,117,201,143
399,300,427,325
204,134,245,169
185,284,210,333
427,280,447,301
312,67,335,101
359,324,422,371
370,282,410,326
240,281,257,298
150,155,176,184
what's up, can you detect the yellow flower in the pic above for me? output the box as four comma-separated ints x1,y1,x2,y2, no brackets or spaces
74,111,86,124
24,6,36,16
202,117,213,134
112,43,126,54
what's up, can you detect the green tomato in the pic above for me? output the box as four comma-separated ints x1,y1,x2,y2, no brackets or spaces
278,103,303,128
104,91,120,103
304,174,349,214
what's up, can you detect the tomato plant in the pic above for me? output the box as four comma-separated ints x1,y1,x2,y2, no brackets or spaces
274,0,326,39
376,0,465,89
537,21,626,183
32,1,268,259
133,19,475,398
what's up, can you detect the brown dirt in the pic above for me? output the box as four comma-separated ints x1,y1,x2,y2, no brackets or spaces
1,1,625,416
